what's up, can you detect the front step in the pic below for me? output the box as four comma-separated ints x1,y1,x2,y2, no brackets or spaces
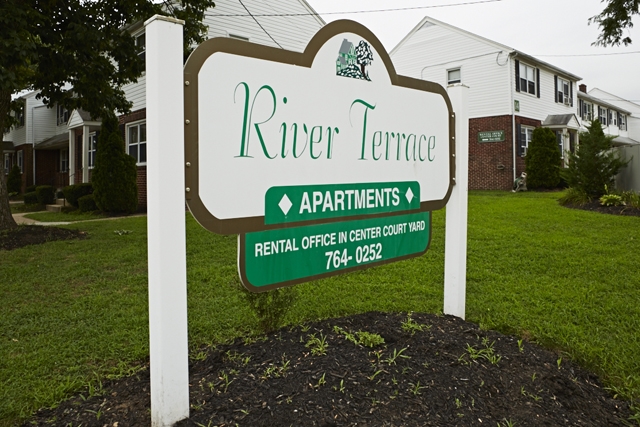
55,198,66,206
46,204,63,213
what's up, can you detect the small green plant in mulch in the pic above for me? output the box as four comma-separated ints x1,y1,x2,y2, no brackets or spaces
241,285,298,333
333,326,385,348
305,333,328,356
458,337,502,366
401,312,428,335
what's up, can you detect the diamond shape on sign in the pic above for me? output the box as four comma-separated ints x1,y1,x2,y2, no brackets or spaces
405,187,414,203
279,194,293,216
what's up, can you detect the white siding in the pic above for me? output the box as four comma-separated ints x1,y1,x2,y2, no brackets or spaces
32,105,56,144
391,22,512,118
122,0,324,114
512,64,578,122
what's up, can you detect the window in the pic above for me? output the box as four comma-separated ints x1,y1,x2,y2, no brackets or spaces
135,33,146,63
3,153,10,175
609,110,617,126
447,68,461,85
16,102,25,128
17,150,23,173
88,132,97,168
619,113,627,131
556,77,571,105
580,100,593,121
127,122,147,165
60,149,69,172
57,104,69,126
519,125,534,156
519,63,537,95
598,107,607,125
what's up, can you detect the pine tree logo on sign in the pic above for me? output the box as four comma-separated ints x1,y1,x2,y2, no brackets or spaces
336,39,374,81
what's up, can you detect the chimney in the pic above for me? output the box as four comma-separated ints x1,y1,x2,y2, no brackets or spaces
579,84,587,93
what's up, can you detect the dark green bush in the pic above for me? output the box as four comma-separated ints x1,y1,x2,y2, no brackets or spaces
561,120,628,197
26,185,37,193
35,185,55,205
56,190,64,199
525,127,562,189
243,285,298,333
7,165,22,194
63,183,93,207
78,194,98,212
23,191,39,205
92,114,138,213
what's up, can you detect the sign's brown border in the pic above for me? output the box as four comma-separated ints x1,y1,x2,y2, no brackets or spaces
184,20,456,235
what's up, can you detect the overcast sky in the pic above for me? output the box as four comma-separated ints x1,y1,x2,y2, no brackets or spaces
305,0,640,103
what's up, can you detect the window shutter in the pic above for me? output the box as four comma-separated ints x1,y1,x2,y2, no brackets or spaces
516,124,524,157
617,112,622,127
570,82,573,107
536,68,540,98
554,76,558,103
515,60,520,92
119,124,125,140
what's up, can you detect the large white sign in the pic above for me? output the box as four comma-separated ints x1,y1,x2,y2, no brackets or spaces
184,21,455,234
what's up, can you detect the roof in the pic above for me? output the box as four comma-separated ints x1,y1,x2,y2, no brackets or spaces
577,91,632,115
36,133,69,150
391,16,581,81
338,39,353,54
542,114,578,127
613,136,640,146
1,141,14,152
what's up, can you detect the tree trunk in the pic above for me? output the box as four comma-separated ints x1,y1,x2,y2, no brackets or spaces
0,89,18,229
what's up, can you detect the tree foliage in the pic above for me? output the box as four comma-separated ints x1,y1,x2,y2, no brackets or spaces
0,0,215,229
7,165,22,194
561,120,629,197
525,127,562,189
590,0,639,46
92,114,138,214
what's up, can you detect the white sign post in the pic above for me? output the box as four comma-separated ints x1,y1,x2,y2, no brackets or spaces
146,15,190,427
444,83,469,319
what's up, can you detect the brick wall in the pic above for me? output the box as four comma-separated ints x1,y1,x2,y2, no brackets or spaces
119,109,147,207
467,115,541,190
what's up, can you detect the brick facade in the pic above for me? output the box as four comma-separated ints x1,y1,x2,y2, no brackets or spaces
467,115,541,190
119,108,147,207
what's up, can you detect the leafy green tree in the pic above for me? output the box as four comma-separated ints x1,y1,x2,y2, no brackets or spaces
0,0,215,229
92,114,138,213
525,127,562,189
561,119,629,197
590,0,640,46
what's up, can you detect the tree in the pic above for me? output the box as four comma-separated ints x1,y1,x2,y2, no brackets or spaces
92,114,138,214
561,119,629,197
525,127,562,189
590,0,640,46
0,0,215,229
355,41,374,79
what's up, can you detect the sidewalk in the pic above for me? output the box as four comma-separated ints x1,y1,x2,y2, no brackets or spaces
12,212,146,226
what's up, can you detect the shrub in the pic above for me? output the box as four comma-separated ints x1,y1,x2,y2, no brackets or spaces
92,114,138,214
525,127,562,189
243,285,298,333
56,190,64,199
25,185,37,193
63,183,93,207
78,194,98,212
561,119,628,197
35,185,55,205
621,191,640,209
558,187,591,206
23,191,39,205
599,193,624,207
7,165,22,194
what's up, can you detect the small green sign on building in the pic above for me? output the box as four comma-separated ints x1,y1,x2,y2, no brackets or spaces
478,130,505,143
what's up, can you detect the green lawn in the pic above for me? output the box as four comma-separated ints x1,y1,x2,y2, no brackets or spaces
22,210,109,223
1,191,639,426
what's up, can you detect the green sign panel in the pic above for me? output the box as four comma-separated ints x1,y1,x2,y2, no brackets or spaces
265,181,421,225
478,130,505,143
239,211,431,290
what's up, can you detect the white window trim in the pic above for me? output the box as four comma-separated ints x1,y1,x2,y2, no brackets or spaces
126,120,147,166
3,153,10,175
60,148,69,173
447,67,461,85
519,63,537,96
88,132,97,169
520,125,534,157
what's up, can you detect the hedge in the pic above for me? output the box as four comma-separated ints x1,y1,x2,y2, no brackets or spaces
78,194,98,212
63,183,94,208
35,185,55,205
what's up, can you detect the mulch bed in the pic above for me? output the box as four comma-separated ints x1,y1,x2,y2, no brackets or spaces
564,201,640,217
0,225,87,251
23,312,633,427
